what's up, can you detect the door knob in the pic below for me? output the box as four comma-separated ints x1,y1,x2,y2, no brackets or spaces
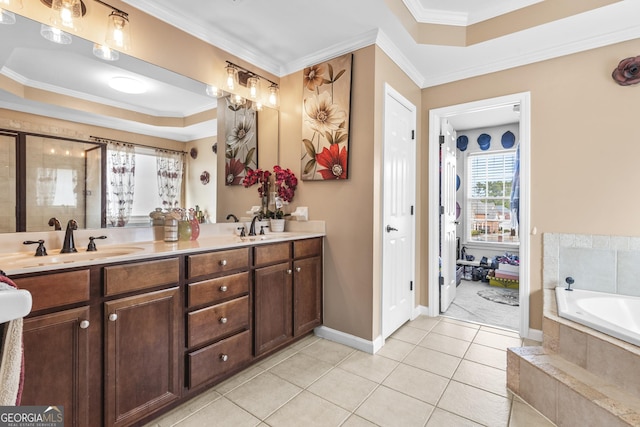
386,225,398,233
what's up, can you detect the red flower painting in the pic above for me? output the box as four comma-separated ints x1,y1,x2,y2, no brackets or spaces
316,144,347,180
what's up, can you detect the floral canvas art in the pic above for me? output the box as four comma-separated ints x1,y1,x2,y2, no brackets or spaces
225,97,257,185
301,53,352,180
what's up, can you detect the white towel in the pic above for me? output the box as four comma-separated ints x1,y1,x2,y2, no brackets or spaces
0,317,23,405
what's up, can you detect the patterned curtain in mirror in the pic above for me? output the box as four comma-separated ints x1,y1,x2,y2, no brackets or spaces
156,149,184,209
106,142,135,227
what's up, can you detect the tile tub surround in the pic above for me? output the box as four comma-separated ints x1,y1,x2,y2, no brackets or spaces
145,316,553,427
506,232,640,426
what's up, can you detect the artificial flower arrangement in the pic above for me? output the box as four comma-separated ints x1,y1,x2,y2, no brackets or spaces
242,165,298,219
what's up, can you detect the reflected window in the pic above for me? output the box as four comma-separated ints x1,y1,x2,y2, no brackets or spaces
36,168,78,207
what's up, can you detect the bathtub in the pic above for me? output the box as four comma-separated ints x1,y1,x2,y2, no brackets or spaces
555,287,640,347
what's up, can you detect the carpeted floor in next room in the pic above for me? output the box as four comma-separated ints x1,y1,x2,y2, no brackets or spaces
442,279,520,331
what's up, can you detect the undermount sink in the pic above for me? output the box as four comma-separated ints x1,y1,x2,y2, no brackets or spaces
1,246,145,269
0,288,32,323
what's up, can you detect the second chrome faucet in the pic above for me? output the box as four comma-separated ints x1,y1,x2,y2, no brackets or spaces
61,219,78,253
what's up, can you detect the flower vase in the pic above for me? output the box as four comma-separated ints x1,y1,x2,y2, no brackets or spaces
190,217,200,240
270,218,285,233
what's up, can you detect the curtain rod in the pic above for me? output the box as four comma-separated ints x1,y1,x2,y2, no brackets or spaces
89,135,187,155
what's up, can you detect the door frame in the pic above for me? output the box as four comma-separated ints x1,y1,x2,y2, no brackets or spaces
381,83,417,341
427,92,531,339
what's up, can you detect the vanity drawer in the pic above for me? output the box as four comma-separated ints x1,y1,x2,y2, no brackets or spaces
187,329,252,389
294,238,322,258
254,242,291,267
187,295,249,348
188,272,249,308
15,269,90,312
186,248,249,279
103,258,179,296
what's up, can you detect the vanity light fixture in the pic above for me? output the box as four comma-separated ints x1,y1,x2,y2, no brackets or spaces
94,0,131,51
93,43,119,61
0,0,21,25
49,0,85,32
40,23,72,44
225,64,237,91
205,84,222,97
224,61,279,107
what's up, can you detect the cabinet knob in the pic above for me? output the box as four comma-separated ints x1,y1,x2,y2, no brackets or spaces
296,267,301,273
79,320,90,329
287,269,292,275
109,313,118,322
219,285,228,292
219,317,228,324
219,259,227,266
220,354,229,362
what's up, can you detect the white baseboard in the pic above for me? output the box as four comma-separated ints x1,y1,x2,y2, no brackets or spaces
314,326,382,354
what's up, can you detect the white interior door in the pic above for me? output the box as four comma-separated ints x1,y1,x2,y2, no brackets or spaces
382,86,416,339
440,118,457,312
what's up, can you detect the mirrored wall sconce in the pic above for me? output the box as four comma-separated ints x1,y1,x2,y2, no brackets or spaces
223,61,279,108
0,0,22,25
93,43,119,61
40,23,72,44
95,0,131,51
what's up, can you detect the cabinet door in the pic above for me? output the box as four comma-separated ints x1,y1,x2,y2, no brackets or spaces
21,306,91,427
254,262,292,355
293,256,323,336
104,287,181,427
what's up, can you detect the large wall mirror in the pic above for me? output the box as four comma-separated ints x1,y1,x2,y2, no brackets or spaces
0,12,278,233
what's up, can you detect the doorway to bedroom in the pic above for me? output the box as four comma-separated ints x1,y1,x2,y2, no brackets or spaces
428,93,531,337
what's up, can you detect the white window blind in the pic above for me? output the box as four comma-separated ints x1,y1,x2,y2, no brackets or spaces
467,151,519,244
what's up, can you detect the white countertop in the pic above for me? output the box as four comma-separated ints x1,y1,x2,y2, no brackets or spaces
0,221,325,276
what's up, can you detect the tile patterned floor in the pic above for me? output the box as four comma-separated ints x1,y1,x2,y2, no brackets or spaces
144,316,555,427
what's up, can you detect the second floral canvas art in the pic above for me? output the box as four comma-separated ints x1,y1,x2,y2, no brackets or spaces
301,53,353,180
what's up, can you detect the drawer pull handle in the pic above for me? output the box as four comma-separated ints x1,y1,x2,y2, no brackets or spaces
79,320,90,329
220,354,229,362
108,313,118,322
219,285,228,292
287,269,292,275
219,259,227,266
296,267,301,273
219,317,228,324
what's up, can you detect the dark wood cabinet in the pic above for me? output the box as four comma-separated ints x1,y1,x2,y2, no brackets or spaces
254,262,293,355
104,287,182,427
21,306,91,427
12,236,322,426
293,255,323,336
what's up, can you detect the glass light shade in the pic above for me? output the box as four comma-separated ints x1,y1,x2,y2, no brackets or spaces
0,9,15,24
247,76,260,100
93,43,119,61
225,65,237,91
205,84,221,97
50,0,83,31
105,11,131,51
229,94,245,107
268,85,279,107
40,23,72,44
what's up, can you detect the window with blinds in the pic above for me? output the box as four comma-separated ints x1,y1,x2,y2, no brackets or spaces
467,150,519,244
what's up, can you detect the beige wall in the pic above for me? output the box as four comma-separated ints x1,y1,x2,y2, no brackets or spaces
422,37,640,330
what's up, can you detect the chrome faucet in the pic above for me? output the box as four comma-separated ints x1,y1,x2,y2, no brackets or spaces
48,217,61,230
226,213,239,222
61,219,78,253
248,215,260,236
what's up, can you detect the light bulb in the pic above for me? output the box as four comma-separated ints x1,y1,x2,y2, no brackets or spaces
247,76,259,100
268,85,279,107
225,65,236,91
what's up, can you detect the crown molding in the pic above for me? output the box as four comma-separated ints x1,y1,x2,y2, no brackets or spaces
375,29,425,88
401,0,543,26
421,22,640,88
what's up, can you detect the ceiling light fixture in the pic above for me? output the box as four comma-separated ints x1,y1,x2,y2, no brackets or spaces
108,76,147,94
223,61,279,107
94,0,131,51
0,0,21,25
40,23,72,44
93,43,119,61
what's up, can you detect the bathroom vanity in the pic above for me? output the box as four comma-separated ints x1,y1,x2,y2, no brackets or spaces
6,230,323,427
